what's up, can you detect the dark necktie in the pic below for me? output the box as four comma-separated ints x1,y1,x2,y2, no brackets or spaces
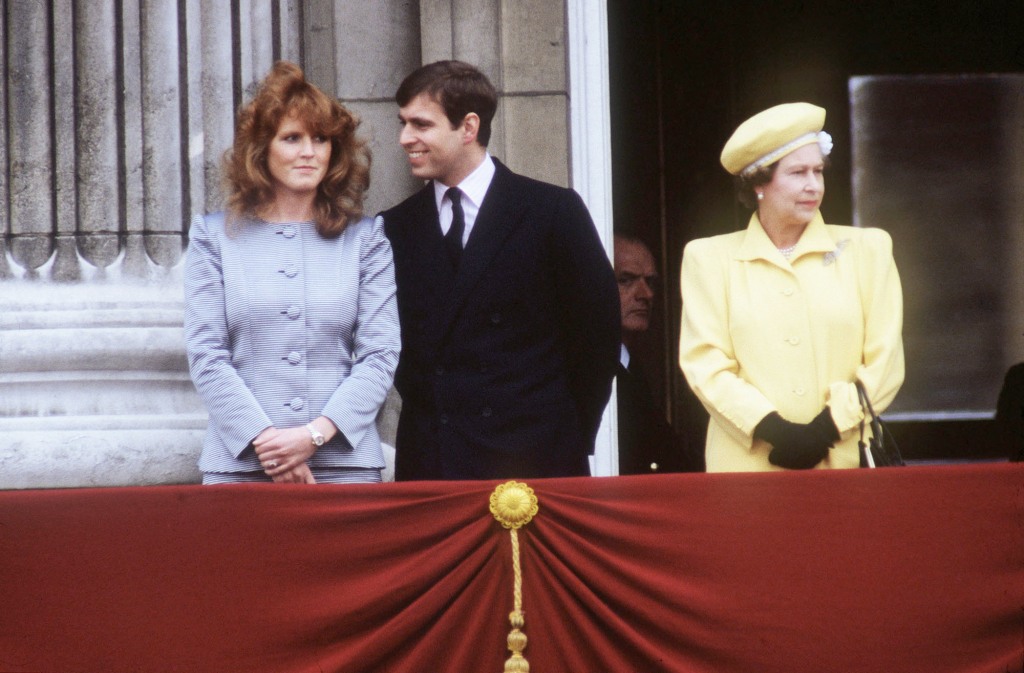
444,187,465,269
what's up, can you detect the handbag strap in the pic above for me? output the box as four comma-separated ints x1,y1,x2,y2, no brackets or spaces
856,380,883,467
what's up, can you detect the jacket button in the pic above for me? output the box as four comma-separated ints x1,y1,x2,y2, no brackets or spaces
281,265,298,278
649,462,660,472
435,365,445,375
490,312,502,324
481,407,493,417
287,351,302,365
782,288,795,296
287,306,301,319
795,387,806,396
282,225,296,238
289,397,305,410
439,414,449,425
786,336,800,345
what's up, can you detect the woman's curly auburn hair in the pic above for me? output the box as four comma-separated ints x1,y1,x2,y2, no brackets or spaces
222,61,371,237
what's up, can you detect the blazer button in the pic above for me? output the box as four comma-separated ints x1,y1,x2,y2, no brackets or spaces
282,225,296,238
281,265,298,278
490,312,502,325
287,306,302,320
439,414,450,425
287,351,302,365
289,397,305,411
786,336,800,345
435,365,445,375
649,462,660,472
481,407,493,418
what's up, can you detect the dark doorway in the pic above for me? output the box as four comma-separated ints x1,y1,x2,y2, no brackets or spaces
607,0,1024,462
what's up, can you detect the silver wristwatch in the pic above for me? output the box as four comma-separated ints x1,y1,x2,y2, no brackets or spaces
306,423,325,447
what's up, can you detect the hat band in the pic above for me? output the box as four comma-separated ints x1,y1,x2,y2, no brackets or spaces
740,131,833,178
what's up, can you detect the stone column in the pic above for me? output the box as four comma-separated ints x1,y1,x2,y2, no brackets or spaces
75,2,121,278
0,2,7,277
120,0,150,278
141,0,185,270
6,2,54,278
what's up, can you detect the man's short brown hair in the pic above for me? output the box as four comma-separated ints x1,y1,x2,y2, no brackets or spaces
395,60,498,147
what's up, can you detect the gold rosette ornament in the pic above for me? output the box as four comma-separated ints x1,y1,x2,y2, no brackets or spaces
489,481,539,673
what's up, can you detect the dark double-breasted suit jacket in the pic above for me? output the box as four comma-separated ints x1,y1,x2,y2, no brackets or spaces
380,159,620,480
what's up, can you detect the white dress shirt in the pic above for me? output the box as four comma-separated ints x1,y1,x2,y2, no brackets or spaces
433,153,496,247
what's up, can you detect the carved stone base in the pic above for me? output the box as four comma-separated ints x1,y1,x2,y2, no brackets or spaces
0,280,205,488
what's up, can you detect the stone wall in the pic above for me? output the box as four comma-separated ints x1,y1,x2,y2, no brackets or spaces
0,1,586,487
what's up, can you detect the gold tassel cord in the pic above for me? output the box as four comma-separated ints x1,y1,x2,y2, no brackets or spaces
489,481,539,673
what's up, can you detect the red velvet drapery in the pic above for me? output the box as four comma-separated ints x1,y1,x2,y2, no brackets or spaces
1,463,1021,672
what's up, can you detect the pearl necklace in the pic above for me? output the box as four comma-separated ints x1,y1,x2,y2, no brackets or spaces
777,244,797,260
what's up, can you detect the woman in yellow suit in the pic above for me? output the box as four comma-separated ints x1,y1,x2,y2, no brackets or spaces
679,103,904,472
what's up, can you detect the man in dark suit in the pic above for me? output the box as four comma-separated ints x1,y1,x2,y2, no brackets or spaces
379,60,620,480
614,233,705,473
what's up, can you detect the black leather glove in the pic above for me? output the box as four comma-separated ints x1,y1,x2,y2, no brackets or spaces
755,408,839,470
807,407,840,442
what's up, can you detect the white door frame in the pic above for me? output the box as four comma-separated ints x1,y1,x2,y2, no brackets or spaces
567,0,619,476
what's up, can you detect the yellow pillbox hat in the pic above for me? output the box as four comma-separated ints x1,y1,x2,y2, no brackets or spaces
720,102,828,176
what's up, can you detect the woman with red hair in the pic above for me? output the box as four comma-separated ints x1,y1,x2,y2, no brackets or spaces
184,61,399,484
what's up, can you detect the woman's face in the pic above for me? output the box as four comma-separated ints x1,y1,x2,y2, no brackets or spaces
758,143,825,228
267,114,331,200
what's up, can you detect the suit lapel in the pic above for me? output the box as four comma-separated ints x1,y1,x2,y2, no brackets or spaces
403,186,457,298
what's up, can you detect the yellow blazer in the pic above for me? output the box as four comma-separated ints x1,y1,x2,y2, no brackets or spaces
679,212,904,472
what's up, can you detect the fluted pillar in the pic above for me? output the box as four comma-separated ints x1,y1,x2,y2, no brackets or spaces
75,2,120,277
0,3,7,277
7,2,54,278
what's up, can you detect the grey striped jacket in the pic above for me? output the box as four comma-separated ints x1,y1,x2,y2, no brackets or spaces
183,212,400,473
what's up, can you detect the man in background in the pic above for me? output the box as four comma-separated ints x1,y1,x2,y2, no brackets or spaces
615,233,705,473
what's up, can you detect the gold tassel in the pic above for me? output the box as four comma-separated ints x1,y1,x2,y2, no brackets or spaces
489,481,539,673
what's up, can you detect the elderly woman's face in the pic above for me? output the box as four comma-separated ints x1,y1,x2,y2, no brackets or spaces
758,143,825,228
267,114,331,201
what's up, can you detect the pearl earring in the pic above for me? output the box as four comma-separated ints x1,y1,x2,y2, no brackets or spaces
756,192,764,201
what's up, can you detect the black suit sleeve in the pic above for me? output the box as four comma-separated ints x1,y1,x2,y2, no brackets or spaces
550,189,621,449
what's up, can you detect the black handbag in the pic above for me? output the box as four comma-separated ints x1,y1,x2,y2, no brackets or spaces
856,381,904,468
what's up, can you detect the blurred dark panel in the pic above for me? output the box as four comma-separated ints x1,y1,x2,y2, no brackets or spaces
851,75,1024,414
